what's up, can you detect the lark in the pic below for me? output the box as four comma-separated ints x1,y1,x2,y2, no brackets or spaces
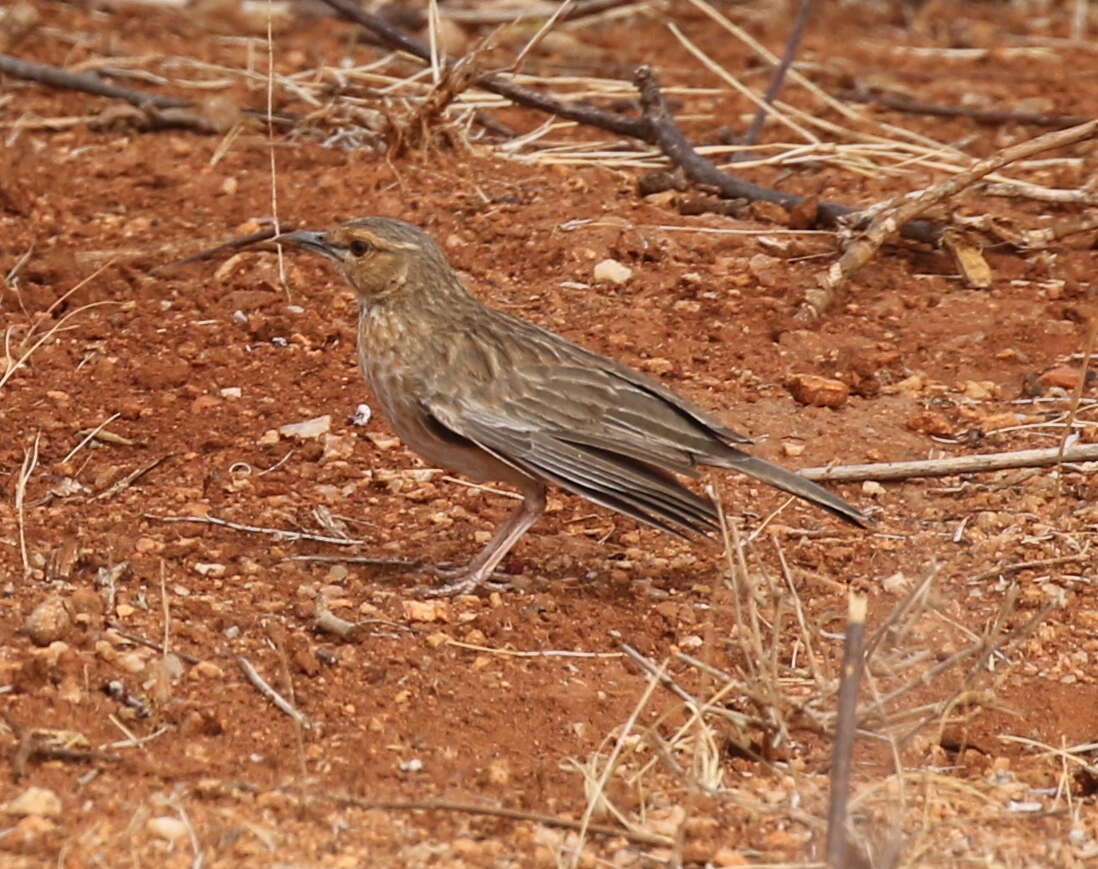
277,217,867,595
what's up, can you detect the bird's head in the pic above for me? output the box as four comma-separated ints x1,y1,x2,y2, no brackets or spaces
275,217,454,304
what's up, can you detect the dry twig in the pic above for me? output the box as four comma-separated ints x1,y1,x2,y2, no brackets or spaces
235,655,311,729
325,792,671,846
839,88,1091,129
825,592,867,868
809,119,1098,316
800,442,1098,483
145,513,372,547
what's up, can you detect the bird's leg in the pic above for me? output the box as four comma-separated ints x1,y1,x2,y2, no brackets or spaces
421,483,547,597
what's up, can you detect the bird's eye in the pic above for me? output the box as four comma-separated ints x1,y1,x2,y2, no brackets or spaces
348,239,373,257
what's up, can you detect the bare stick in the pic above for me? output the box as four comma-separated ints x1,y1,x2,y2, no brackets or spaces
800,442,1098,483
144,513,371,547
825,592,867,868
235,655,311,729
0,52,189,109
739,0,812,149
94,455,171,501
814,119,1098,314
316,1,942,244
631,66,940,244
1056,317,1097,486
325,793,671,846
105,622,201,665
967,554,1090,585
15,432,39,576
441,0,642,25
62,413,122,464
0,52,296,128
839,88,1090,129
314,597,365,641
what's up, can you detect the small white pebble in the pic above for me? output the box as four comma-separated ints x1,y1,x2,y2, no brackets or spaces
4,787,61,817
352,404,373,426
147,816,188,841
593,258,633,285
279,415,331,439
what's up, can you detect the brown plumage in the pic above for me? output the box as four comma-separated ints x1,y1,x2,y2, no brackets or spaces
278,217,868,595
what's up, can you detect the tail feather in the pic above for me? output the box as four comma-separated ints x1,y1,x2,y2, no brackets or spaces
715,450,870,527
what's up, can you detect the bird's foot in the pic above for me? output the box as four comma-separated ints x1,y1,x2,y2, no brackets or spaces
414,564,514,598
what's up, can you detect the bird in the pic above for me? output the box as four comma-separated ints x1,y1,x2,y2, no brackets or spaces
275,217,868,595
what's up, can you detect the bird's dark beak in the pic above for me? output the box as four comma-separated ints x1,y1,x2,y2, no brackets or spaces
274,230,342,261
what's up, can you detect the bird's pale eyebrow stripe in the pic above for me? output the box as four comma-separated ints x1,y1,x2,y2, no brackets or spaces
354,231,419,252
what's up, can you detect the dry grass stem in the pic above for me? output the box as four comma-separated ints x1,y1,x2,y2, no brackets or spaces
801,442,1098,482
145,513,372,546
235,655,311,729
15,432,40,576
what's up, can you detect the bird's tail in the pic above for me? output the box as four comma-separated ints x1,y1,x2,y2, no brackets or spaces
716,449,870,527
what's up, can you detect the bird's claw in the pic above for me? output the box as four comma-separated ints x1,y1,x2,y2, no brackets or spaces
414,565,515,598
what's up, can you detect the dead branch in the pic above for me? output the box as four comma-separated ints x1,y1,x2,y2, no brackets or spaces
809,119,1098,316
825,592,867,869
144,513,371,547
739,0,812,150
316,0,942,245
313,597,365,641
105,622,201,666
799,442,1098,483
94,454,171,501
981,181,1098,206
967,554,1090,585
0,51,188,109
839,88,1091,129
441,0,643,25
235,655,311,729
0,52,296,130
324,792,672,847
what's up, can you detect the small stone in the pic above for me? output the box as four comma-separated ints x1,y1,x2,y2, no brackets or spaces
786,374,849,409
1038,366,1083,390
961,380,998,401
906,410,953,437
711,847,749,866
25,595,71,647
402,600,450,623
279,415,331,439
862,480,886,496
593,258,633,285
220,177,238,195
193,562,226,577
190,660,225,680
642,357,674,375
881,572,909,594
321,433,356,462
258,429,280,445
781,441,805,457
146,816,188,841
486,758,510,785
352,404,372,426
220,386,242,399
191,394,221,412
4,787,61,817
69,587,104,619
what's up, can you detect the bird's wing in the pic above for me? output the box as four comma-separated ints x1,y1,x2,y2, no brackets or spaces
484,361,744,475
425,397,720,536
